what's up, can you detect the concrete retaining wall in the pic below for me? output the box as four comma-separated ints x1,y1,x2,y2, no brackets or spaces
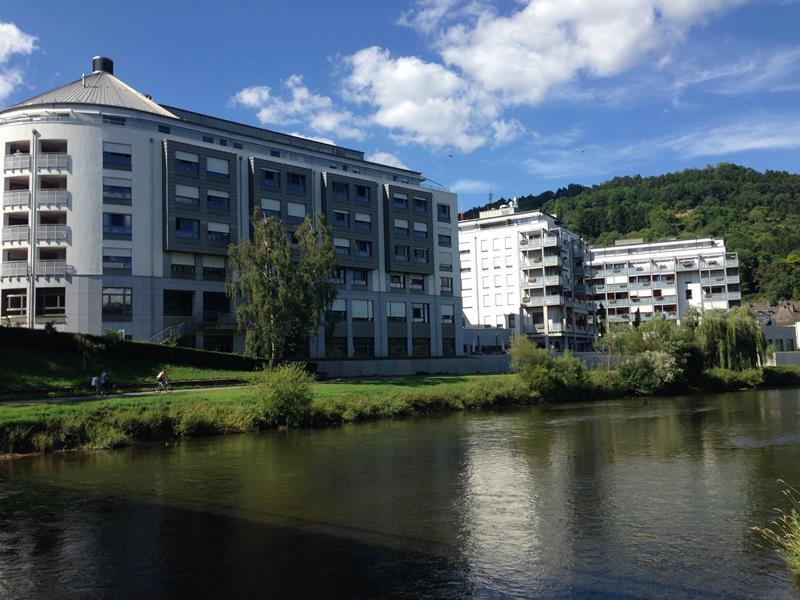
773,352,800,367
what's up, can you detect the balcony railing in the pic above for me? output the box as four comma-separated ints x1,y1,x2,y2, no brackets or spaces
38,153,69,170
1,260,28,277
676,262,698,271
653,295,677,304
202,311,236,329
4,154,30,171
608,298,630,307
35,260,66,276
37,190,69,207
544,275,562,286
725,254,739,267
543,256,560,267
522,296,545,307
549,322,564,333
2,225,29,242
728,291,742,300
542,236,559,247
545,294,563,305
36,224,67,242
726,275,740,285
3,190,31,208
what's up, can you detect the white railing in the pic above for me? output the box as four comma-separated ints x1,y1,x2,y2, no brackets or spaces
549,322,564,332
654,295,678,304
36,224,67,242
147,319,196,344
542,236,559,247
523,296,545,307
3,190,30,208
38,153,69,170
36,190,69,206
2,225,29,242
35,260,66,276
1,260,28,277
728,291,742,300
545,294,563,305
4,154,30,171
543,256,560,267
544,275,561,286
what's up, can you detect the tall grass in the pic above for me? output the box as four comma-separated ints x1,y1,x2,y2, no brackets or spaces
753,481,800,575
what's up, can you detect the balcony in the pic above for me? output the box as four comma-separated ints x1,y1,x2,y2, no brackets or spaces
202,311,236,329
36,224,67,243
4,154,30,171
702,293,727,301
549,322,564,333
653,295,677,304
676,261,698,271
545,294,563,305
521,259,542,268
608,298,630,307
701,275,726,284
630,296,654,305
631,265,651,274
38,153,69,170
523,296,545,307
544,275,562,286
1,260,28,277
725,254,739,267
3,190,31,208
594,284,607,293
2,225,29,242
542,236,559,247
608,314,630,323
726,275,740,285
543,256,560,267
728,290,742,300
35,260,66,276
37,190,69,207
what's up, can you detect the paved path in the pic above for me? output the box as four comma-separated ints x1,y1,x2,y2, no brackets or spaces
2,385,249,406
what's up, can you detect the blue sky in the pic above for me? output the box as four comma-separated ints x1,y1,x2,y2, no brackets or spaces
1,0,799,211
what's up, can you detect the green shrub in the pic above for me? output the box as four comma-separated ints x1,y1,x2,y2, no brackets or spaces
617,350,683,396
253,363,314,427
753,481,800,576
509,336,590,401
701,368,763,391
762,367,800,389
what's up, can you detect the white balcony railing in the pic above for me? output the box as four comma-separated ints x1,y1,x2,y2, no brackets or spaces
36,190,69,207
523,296,545,307
4,154,30,171
654,295,678,304
549,322,564,333
544,275,561,286
36,224,67,242
1,260,28,277
38,153,69,170
542,236,559,247
35,260,67,276
543,256,560,267
727,291,742,300
3,190,31,208
545,294,563,305
2,225,29,242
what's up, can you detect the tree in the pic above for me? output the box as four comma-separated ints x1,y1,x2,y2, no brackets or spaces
226,211,337,366
697,306,770,370
633,308,641,329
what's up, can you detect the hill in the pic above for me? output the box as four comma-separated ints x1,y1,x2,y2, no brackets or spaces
462,164,800,301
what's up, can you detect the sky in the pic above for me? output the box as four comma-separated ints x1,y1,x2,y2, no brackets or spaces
1,0,799,212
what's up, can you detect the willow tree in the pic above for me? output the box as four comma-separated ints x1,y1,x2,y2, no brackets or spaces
698,306,770,370
226,210,337,366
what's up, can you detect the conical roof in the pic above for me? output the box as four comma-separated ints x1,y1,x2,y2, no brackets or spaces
1,65,177,119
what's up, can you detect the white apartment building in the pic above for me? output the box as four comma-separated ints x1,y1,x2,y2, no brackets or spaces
458,205,593,351
586,238,741,325
0,56,462,358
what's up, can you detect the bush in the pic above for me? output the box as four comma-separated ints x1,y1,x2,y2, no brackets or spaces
617,350,683,396
762,367,800,389
701,368,763,392
253,363,314,427
509,336,590,401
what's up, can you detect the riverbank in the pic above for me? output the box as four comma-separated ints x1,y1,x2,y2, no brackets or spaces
3,367,800,456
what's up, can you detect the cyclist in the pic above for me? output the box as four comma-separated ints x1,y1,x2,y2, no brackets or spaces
156,369,169,392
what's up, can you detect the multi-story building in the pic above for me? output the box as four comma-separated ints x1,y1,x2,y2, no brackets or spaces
585,238,741,325
0,56,462,358
458,204,594,351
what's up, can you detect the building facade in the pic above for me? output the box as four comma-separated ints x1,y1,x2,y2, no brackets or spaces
458,205,593,351
585,238,741,325
0,57,462,358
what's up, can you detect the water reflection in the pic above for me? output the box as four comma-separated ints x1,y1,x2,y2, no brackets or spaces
1,389,800,597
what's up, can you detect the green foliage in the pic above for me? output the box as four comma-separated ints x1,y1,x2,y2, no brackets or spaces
698,307,770,370
509,336,589,401
753,481,800,576
227,211,337,365
253,363,314,427
618,351,680,395
701,368,764,391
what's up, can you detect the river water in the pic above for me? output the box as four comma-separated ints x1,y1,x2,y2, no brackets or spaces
2,389,800,598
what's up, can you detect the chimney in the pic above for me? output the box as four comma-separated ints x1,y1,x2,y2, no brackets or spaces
92,56,114,75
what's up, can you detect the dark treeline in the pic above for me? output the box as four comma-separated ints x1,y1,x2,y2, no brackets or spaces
462,164,800,301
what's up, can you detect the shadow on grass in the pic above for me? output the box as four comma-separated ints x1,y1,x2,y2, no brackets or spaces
326,375,473,388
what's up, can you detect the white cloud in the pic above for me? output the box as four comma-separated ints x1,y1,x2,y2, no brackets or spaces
397,0,460,34
365,151,409,169
450,178,492,193
491,119,526,147
230,75,365,142
660,115,800,156
286,132,336,146
0,22,36,102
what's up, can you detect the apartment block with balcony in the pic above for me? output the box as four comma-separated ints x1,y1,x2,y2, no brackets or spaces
458,204,593,351
0,56,462,357
585,238,741,325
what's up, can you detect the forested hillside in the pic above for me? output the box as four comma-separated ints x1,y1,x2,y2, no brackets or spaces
462,164,800,301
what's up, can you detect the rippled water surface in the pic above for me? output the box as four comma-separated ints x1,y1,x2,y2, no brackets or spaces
3,389,800,598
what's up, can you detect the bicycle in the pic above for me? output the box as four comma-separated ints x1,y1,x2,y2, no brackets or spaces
154,380,172,393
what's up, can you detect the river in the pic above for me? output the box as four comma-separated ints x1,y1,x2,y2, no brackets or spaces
2,389,800,598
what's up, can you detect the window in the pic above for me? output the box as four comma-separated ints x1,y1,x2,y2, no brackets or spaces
505,237,512,249
438,233,452,247
411,303,430,323
176,184,200,206
287,172,306,193
202,136,214,143
493,238,500,251
206,157,229,179
326,336,348,357
102,287,132,317
437,203,451,222
207,190,230,211
175,151,199,174
333,210,350,227
395,245,410,262
103,248,132,272
207,222,230,243
219,139,228,147
414,248,428,263
413,197,428,214
332,181,349,200
329,298,347,321
270,150,281,158
103,115,126,126
175,217,199,239
103,177,132,204
481,240,488,251
351,270,368,286
334,238,350,256
356,240,372,257
441,276,453,293
352,299,373,321
170,252,195,277
507,293,515,304
493,256,501,270
355,185,370,204
233,142,243,149
481,258,489,270
388,301,407,322
261,198,281,218
482,276,490,288
393,219,409,237
330,267,346,284
388,337,407,357
412,338,430,358
495,293,503,305
393,193,408,210
439,252,452,272
203,255,225,281
390,274,405,289
353,337,374,358
36,287,65,316
103,212,131,235
495,275,503,287
287,202,306,218
505,255,513,268
441,304,455,324
686,289,693,299
442,338,456,356
263,169,280,188
409,276,424,291
103,142,132,170
158,125,171,134
354,213,371,231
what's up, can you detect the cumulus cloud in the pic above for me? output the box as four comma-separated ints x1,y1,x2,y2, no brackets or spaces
0,22,36,102
231,75,365,141
365,151,410,169
449,178,492,193
491,119,526,147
